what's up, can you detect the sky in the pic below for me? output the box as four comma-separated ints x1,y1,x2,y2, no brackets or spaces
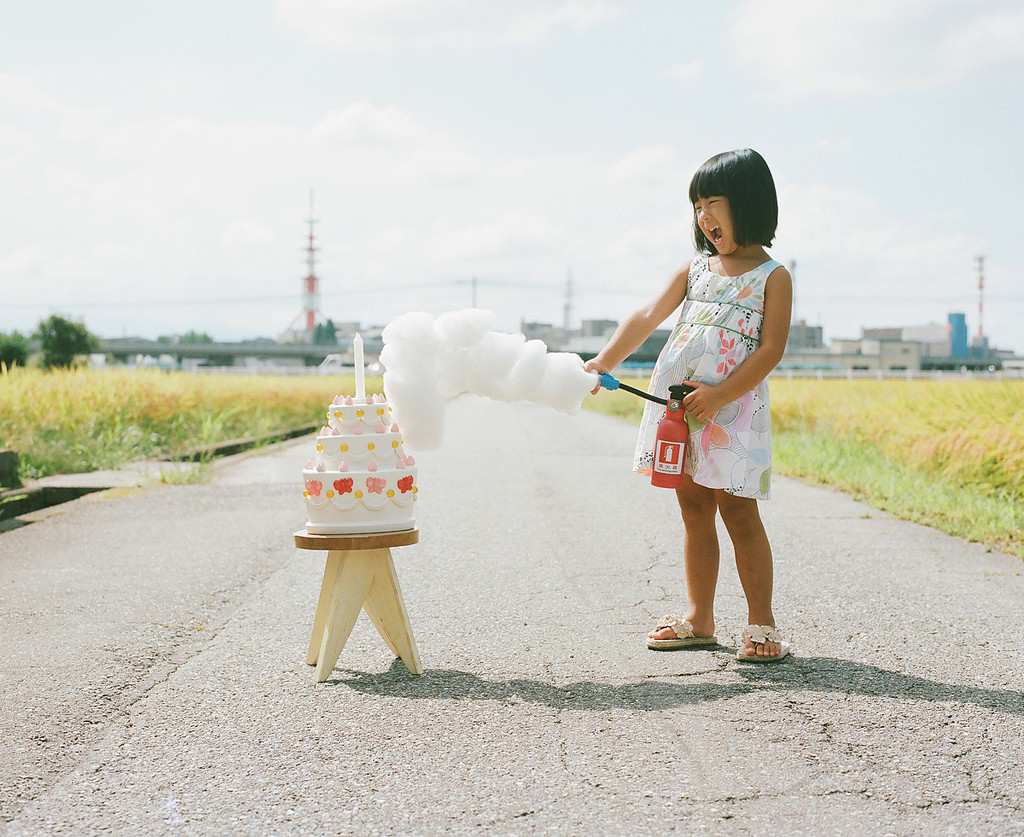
2,0,1023,351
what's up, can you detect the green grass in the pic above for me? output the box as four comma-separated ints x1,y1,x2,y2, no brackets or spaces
773,429,1024,557
585,377,1024,559
0,367,381,480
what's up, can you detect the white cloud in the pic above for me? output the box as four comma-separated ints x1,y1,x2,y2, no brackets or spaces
276,0,622,50
774,179,982,334
668,59,703,83
0,72,63,113
608,145,676,185
313,102,433,147
730,0,1024,99
222,220,276,249
426,213,557,264
605,218,690,265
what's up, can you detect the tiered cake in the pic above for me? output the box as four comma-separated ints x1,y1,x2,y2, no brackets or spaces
302,393,418,534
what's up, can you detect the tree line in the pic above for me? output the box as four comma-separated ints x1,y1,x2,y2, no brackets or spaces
1,315,98,370
1,315,345,370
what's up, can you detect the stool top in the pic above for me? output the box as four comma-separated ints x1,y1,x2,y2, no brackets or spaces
293,528,419,551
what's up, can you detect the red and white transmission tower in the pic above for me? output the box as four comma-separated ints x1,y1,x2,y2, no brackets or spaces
284,190,322,342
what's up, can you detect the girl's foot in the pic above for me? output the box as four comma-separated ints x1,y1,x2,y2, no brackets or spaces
737,624,789,662
646,615,715,643
741,637,781,657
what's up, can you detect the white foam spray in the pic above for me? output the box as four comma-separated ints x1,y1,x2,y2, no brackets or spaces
381,309,599,449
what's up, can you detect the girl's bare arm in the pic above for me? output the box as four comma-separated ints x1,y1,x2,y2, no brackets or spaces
591,263,691,370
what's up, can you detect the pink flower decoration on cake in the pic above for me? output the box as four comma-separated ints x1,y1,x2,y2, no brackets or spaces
352,425,363,435
320,426,331,435
366,476,386,494
367,462,378,472
305,479,323,497
333,478,353,494
344,396,354,405
338,460,348,472
375,422,387,433
315,463,325,472
397,475,415,494
390,423,400,432
332,395,343,405
405,455,416,466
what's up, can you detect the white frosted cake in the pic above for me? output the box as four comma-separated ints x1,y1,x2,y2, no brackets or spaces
302,393,418,535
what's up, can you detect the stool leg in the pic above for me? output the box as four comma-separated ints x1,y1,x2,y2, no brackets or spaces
363,547,423,675
315,551,375,683
360,549,401,660
306,550,343,665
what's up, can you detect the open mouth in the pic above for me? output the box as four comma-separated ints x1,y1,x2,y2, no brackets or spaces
709,226,723,242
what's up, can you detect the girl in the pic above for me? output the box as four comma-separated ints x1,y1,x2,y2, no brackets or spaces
585,148,792,662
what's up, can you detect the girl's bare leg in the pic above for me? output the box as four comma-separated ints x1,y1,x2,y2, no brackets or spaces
715,491,781,657
648,473,719,641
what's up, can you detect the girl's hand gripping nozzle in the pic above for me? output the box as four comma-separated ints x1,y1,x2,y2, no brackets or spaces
598,372,668,406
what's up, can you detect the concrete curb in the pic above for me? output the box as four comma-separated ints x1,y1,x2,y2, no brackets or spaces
0,425,317,531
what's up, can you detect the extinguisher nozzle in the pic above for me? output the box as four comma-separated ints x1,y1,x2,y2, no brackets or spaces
598,372,620,391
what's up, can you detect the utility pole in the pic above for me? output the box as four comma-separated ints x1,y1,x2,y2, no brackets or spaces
562,268,574,332
975,255,985,341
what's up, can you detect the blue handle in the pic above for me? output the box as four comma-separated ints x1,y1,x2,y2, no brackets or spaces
599,372,620,391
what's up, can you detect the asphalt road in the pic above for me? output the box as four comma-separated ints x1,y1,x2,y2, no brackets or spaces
2,396,1022,836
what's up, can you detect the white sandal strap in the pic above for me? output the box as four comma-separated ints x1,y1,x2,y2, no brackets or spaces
654,616,695,639
742,624,783,645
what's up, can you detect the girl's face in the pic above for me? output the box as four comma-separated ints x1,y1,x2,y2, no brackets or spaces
693,195,735,254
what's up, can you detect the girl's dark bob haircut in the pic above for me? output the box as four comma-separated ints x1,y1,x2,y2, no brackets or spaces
688,148,778,254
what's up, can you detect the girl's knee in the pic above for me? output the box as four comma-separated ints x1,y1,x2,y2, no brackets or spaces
676,479,717,519
717,493,761,532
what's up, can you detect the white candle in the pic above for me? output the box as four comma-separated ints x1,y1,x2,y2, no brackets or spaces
353,333,365,402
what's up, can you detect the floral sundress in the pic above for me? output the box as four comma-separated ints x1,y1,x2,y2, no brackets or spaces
632,252,783,499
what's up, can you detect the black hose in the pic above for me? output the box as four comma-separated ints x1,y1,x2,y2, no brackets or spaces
617,381,668,406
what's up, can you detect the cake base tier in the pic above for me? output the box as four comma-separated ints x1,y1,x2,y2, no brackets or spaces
304,520,417,536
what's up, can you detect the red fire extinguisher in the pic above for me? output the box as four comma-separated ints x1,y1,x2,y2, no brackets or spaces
651,384,694,489
595,374,695,490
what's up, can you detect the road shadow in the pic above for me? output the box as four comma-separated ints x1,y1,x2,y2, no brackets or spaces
734,655,1024,715
327,655,1024,716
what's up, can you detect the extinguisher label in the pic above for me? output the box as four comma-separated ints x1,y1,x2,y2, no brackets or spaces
654,440,683,474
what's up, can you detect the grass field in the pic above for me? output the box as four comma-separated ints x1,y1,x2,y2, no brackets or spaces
585,377,1024,559
0,367,380,481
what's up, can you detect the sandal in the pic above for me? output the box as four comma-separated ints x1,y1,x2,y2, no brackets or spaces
646,616,718,651
736,624,791,663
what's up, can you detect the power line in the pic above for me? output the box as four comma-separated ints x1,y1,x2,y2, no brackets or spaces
1,277,560,310
5,283,1023,310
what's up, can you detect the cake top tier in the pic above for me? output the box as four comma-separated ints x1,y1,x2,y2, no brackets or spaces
325,393,395,436
330,393,388,408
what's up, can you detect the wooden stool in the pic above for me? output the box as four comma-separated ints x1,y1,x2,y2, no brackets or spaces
294,529,422,682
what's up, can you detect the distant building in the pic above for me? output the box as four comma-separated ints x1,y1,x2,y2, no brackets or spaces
520,320,569,349
864,322,949,358
580,319,618,338
638,329,670,359
861,327,902,341
782,339,922,372
787,319,824,351
329,321,362,340
564,335,608,355
948,312,968,358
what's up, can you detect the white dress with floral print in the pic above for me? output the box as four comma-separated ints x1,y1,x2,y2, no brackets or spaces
632,252,783,499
